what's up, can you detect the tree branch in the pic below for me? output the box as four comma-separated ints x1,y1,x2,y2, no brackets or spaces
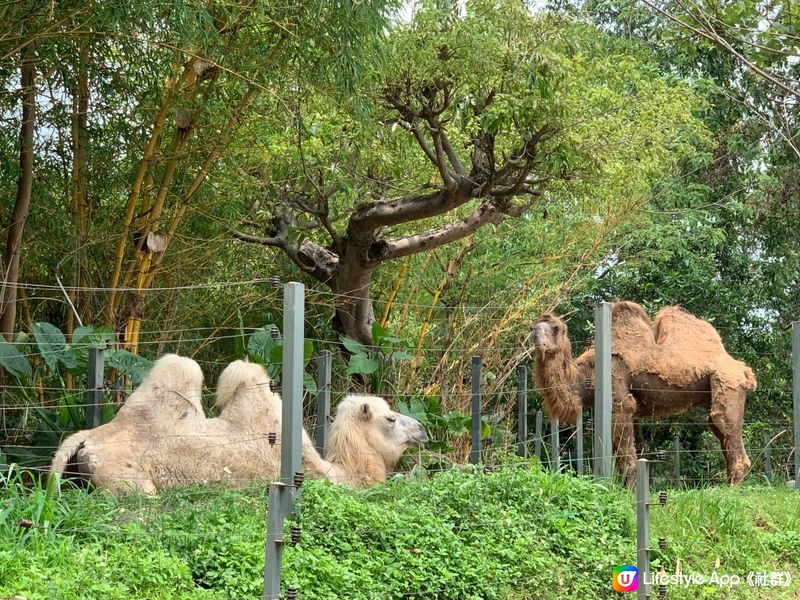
229,228,283,247
348,185,474,239
379,200,502,261
437,123,466,176
638,0,800,103
230,220,338,285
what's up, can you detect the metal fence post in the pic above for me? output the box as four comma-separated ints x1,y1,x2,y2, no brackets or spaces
263,483,286,600
577,406,584,475
470,356,481,465
314,350,331,457
636,459,650,600
534,410,543,460
263,282,305,600
550,419,560,472
794,321,800,490
674,435,681,487
594,302,612,481
517,365,528,458
85,346,104,429
764,430,772,484
281,282,304,501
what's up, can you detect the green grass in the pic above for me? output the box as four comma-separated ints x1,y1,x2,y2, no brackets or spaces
1,463,798,599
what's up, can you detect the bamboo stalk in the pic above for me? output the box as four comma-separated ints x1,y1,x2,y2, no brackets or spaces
414,277,446,356
143,87,255,290
106,63,191,322
380,256,409,327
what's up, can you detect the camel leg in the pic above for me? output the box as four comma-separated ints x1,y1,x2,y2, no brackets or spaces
612,392,638,487
709,378,751,485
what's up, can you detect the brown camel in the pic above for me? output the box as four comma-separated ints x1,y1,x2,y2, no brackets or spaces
531,301,755,485
50,356,428,494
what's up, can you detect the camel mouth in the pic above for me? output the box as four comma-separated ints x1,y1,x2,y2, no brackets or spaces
408,428,429,447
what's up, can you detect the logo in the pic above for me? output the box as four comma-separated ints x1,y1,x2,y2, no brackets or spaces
613,565,638,592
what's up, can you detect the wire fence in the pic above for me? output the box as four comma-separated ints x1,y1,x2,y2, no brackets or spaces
2,285,799,599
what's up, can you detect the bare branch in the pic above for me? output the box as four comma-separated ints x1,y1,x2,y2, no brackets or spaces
349,185,475,239
230,220,338,285
408,122,439,166
229,227,283,248
379,200,503,261
437,123,467,175
430,122,455,187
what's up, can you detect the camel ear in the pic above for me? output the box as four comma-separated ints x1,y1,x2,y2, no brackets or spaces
359,402,372,421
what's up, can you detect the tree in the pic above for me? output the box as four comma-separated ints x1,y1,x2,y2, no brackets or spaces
1,46,35,340
232,2,706,346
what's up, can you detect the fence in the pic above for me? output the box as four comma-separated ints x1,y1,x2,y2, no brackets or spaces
2,286,800,599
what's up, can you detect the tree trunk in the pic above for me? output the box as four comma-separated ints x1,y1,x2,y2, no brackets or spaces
1,49,35,340
67,40,89,339
332,247,376,347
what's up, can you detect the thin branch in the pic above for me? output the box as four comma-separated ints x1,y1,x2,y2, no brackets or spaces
229,227,283,248
638,0,800,102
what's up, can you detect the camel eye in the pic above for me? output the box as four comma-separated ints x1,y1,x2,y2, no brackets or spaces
386,416,396,424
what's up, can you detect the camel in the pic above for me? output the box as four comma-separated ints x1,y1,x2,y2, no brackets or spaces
531,301,755,486
50,355,428,494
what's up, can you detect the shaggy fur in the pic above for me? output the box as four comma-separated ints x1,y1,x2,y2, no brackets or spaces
50,358,428,494
532,301,755,486
324,395,429,487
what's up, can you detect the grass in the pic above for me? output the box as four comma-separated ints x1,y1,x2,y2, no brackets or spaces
1,462,798,599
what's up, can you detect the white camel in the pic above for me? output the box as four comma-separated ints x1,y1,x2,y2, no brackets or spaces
50,355,428,494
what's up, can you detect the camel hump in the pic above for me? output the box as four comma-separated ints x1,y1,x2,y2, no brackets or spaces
655,306,756,389
653,306,724,349
127,354,204,412
612,301,650,325
215,360,270,410
611,301,655,346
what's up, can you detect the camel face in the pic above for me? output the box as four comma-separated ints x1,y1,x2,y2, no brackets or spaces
337,395,429,464
531,315,566,354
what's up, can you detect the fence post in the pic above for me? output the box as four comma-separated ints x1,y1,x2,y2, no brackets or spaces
550,419,560,472
263,282,305,600
314,350,331,457
636,459,650,600
517,365,528,458
594,301,613,481
534,410,543,460
470,356,481,465
764,430,772,485
794,321,800,490
674,435,681,487
577,407,584,475
263,483,285,600
85,346,104,429
281,282,304,503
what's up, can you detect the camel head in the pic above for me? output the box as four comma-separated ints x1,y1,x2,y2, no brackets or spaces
531,313,571,355
327,395,429,473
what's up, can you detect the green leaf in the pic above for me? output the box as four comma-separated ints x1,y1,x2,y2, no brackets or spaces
397,396,427,424
346,353,379,375
248,326,280,362
370,320,389,342
0,340,31,378
73,325,114,348
303,372,318,396
391,350,415,361
340,336,368,355
107,350,153,385
32,322,76,371
71,325,95,346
